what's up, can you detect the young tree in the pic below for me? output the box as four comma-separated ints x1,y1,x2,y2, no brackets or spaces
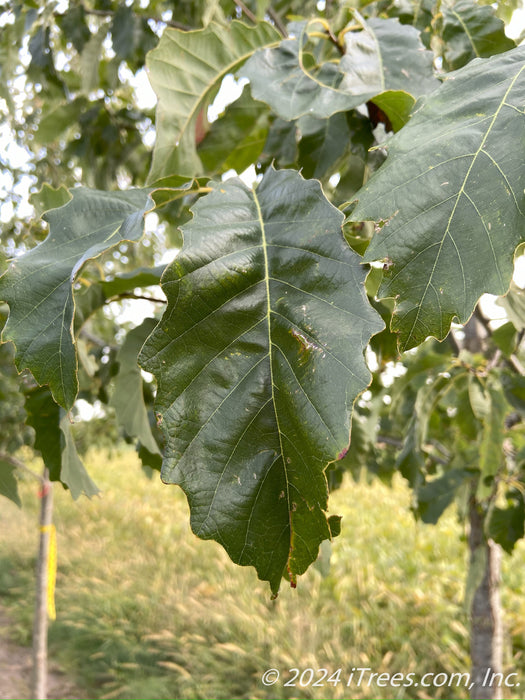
1,1,524,698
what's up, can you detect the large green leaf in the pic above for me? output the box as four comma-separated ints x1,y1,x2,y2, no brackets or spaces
140,167,383,593
440,0,515,71
242,17,437,123
146,20,280,181
0,188,154,409
353,47,525,351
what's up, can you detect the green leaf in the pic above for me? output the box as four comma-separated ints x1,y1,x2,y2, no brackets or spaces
297,113,351,179
242,23,366,121
340,17,438,99
441,0,515,71
0,459,22,508
491,321,517,357
138,443,163,472
198,86,270,175
468,375,490,421
25,387,62,482
29,184,71,219
0,188,154,409
416,468,471,523
369,90,416,133
395,370,452,486
81,24,107,94
390,0,435,39
57,4,91,54
242,18,437,123
354,47,525,350
261,118,298,167
111,5,136,60
501,370,525,416
146,20,280,181
486,493,525,553
101,266,166,298
139,167,383,593
35,98,88,145
111,318,161,456
59,413,99,499
25,387,99,499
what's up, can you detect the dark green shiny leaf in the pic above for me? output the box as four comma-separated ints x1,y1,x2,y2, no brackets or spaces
354,47,525,350
140,167,383,593
441,0,515,71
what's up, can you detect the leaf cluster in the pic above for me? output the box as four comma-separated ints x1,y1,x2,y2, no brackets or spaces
1,0,524,592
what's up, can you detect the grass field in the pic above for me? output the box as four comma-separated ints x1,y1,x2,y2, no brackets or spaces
1,447,524,700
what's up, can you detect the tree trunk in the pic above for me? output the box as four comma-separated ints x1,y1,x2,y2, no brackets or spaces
31,470,54,700
468,498,503,700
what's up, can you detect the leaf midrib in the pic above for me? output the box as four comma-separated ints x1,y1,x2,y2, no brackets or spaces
252,186,293,556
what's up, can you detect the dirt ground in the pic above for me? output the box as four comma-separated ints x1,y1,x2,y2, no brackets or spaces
0,608,84,700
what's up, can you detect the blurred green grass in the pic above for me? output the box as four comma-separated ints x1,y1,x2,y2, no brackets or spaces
1,447,524,700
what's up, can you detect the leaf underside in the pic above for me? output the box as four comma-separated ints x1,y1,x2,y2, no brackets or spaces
140,167,383,593
146,20,280,182
352,46,525,350
242,17,437,123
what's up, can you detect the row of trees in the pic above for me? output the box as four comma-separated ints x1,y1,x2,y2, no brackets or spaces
1,1,525,698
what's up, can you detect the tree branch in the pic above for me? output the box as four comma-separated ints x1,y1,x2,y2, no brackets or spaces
82,7,193,31
0,452,44,483
232,0,258,24
377,435,449,466
509,354,525,376
109,293,166,304
267,7,288,37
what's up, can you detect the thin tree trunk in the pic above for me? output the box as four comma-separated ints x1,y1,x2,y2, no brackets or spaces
31,469,54,700
468,498,503,700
